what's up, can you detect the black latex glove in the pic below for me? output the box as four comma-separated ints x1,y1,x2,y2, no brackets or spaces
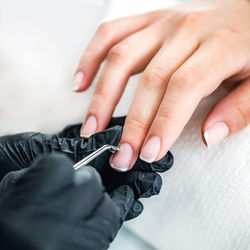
0,117,174,219
0,153,135,250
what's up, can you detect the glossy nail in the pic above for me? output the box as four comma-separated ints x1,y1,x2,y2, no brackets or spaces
140,136,161,163
204,122,229,148
72,71,84,91
80,115,97,138
110,143,133,172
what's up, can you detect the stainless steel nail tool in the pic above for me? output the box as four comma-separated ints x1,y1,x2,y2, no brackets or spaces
73,144,120,171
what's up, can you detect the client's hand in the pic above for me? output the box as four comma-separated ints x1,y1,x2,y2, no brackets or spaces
74,0,250,171
0,154,136,250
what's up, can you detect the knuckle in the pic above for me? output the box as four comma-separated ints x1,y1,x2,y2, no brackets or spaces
177,12,204,27
92,90,111,107
97,22,114,39
157,111,176,124
157,14,174,27
126,118,147,132
83,49,97,61
213,28,237,43
170,70,200,91
91,86,114,108
94,85,106,98
141,67,167,90
107,44,126,63
211,29,239,55
209,29,240,67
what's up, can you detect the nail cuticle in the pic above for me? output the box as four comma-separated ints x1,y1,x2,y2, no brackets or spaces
109,143,133,172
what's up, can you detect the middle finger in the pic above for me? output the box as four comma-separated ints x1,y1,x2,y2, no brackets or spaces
110,27,201,171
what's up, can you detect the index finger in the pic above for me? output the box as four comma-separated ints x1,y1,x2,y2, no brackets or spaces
73,11,163,91
109,26,200,171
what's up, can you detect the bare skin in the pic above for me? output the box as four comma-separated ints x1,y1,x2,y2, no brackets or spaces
73,0,250,171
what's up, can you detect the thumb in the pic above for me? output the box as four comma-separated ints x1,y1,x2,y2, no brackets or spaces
0,169,28,196
15,153,74,197
202,78,250,148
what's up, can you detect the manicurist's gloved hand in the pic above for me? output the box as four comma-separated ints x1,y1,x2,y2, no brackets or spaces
0,117,174,219
0,153,136,250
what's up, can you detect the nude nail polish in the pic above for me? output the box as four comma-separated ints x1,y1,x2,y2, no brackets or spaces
110,143,133,172
204,122,229,148
72,71,84,91
140,136,161,163
80,115,97,138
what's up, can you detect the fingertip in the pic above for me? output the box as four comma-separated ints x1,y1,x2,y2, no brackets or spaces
80,115,97,138
73,69,95,92
202,107,230,148
109,143,134,172
139,154,154,163
74,165,103,189
202,130,210,148
203,122,229,148
111,185,134,205
125,200,144,221
109,156,131,172
140,136,161,163
152,173,162,195
72,71,85,92
130,172,162,198
201,78,250,148
144,173,162,197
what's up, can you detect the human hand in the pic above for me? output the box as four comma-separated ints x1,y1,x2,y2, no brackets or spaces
0,117,173,218
74,0,250,171
0,153,136,250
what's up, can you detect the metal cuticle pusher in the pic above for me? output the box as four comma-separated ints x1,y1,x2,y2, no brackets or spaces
73,145,120,171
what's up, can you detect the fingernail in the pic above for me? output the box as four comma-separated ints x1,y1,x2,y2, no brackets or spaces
140,136,161,163
204,122,229,148
110,143,133,172
72,71,84,91
80,115,97,138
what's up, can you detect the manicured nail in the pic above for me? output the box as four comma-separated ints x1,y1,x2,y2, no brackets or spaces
80,115,97,138
72,71,84,91
110,143,133,172
140,136,161,163
204,122,229,148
